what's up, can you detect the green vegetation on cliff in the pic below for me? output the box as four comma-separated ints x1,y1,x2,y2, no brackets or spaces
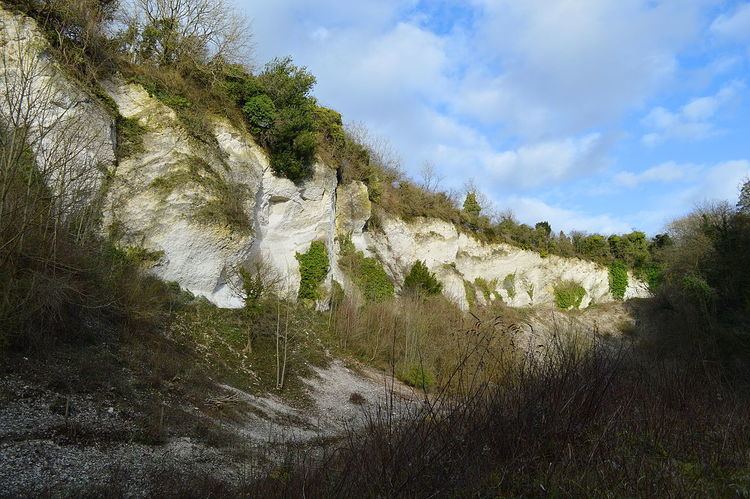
554,281,586,310
296,240,330,301
338,237,394,302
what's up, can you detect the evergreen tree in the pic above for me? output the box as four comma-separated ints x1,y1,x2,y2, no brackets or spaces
403,260,443,296
463,192,481,218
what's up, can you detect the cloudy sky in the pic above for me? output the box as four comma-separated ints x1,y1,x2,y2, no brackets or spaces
234,0,750,235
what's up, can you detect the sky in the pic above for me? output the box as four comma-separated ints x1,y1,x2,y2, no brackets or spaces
233,0,750,235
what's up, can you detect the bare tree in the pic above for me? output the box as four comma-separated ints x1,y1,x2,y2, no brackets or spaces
227,257,281,354
0,17,111,251
345,121,402,176
123,0,251,67
419,161,443,194
0,16,112,331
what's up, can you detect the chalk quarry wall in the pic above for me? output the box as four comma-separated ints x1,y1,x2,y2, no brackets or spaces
2,6,650,310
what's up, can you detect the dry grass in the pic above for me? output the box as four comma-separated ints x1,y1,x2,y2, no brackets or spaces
329,294,522,390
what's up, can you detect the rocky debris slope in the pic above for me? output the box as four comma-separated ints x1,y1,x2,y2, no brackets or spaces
0,356,415,496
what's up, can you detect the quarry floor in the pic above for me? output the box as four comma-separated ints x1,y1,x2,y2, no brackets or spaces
0,301,648,496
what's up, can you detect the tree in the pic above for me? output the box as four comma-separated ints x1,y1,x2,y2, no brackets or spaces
463,192,481,219
403,260,443,296
574,234,611,261
419,162,443,193
254,58,319,182
535,221,552,238
739,177,750,214
126,0,251,67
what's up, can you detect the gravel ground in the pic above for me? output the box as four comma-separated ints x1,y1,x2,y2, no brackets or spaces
0,358,414,496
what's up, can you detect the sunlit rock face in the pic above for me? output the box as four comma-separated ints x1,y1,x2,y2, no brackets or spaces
345,213,649,310
3,5,650,310
102,81,338,306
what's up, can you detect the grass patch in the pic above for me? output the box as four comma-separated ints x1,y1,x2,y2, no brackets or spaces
115,115,147,161
125,69,229,152
503,273,517,300
475,277,498,302
150,156,250,233
464,280,477,309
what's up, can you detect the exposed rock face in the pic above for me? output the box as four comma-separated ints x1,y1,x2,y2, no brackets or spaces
0,9,114,206
2,6,651,310
359,216,649,310
102,80,337,305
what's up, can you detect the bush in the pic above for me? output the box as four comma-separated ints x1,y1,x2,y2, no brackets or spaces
296,241,329,301
230,58,319,183
401,363,435,391
242,94,276,135
474,277,498,302
403,260,443,296
338,238,394,302
503,273,517,300
115,115,147,161
642,262,664,292
554,281,586,310
608,261,628,300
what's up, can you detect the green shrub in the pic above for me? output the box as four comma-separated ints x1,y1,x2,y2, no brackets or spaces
682,273,715,305
115,115,147,161
225,58,320,183
503,273,517,300
403,260,443,296
463,192,481,218
314,106,345,148
643,262,664,292
401,363,435,391
608,261,628,300
474,277,498,302
554,281,586,310
338,238,394,302
121,246,165,268
242,94,276,135
296,241,330,301
357,257,395,302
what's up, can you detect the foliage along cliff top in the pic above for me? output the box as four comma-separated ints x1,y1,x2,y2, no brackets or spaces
3,0,668,281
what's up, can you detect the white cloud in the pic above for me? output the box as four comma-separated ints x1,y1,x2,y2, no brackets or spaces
455,0,710,138
711,3,750,42
641,80,744,145
482,134,610,188
682,160,750,203
614,162,697,188
503,196,633,234
624,160,750,233
235,0,743,235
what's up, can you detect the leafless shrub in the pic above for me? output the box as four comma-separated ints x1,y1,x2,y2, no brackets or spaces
0,18,113,344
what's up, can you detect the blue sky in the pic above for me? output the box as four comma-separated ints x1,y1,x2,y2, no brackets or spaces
234,0,750,235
